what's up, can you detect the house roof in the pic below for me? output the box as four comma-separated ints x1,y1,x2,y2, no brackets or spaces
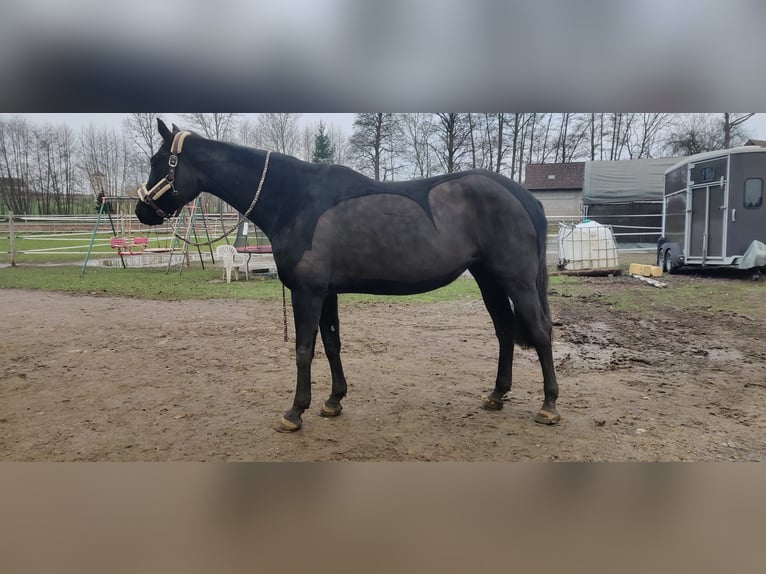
524,162,584,191
745,139,766,147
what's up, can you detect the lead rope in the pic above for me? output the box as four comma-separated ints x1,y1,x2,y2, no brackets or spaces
282,283,289,343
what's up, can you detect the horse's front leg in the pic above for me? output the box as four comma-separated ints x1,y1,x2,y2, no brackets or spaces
278,288,325,432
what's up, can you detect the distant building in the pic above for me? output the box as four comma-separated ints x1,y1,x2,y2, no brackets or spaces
525,157,680,246
0,176,26,191
524,162,584,218
0,176,28,198
744,139,766,147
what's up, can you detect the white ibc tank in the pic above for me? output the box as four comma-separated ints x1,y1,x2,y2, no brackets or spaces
557,220,619,271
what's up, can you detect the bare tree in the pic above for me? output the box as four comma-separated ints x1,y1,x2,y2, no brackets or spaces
399,113,436,179
348,113,399,181
237,117,264,148
552,113,589,163
510,113,536,179
123,113,162,161
610,113,637,160
627,113,675,158
180,113,241,142
663,113,753,157
534,113,556,164
467,113,479,169
520,114,541,179
30,127,53,213
722,113,754,148
45,124,78,214
329,123,349,165
300,125,314,162
432,113,472,173
664,114,724,156
0,117,82,215
257,113,302,155
80,125,139,199
464,113,502,173
493,113,505,173
0,116,33,214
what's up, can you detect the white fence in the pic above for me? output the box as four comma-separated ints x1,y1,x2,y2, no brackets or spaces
5,213,654,264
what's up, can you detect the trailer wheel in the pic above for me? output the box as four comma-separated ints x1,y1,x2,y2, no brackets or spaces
663,249,678,274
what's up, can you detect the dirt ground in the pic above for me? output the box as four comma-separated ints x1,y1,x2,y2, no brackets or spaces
1,274,765,461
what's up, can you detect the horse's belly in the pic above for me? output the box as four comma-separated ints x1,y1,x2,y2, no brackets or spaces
297,192,476,291
335,249,469,287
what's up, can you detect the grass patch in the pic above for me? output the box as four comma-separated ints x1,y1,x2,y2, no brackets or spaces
4,264,760,315
0,265,483,304
547,274,594,298
605,276,763,315
0,266,283,301
548,272,764,317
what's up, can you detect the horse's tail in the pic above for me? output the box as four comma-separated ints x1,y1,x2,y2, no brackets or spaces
534,196,553,327
515,196,553,348
536,236,552,324
478,170,553,346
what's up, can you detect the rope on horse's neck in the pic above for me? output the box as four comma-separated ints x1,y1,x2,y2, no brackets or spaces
172,150,272,247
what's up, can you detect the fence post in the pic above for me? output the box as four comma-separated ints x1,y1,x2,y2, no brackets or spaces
9,211,16,267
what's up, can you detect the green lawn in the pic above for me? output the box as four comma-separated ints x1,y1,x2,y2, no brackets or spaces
0,265,484,304
548,271,764,316
2,263,761,315
0,232,179,264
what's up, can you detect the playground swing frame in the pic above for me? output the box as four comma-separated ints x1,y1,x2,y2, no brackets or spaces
80,195,215,275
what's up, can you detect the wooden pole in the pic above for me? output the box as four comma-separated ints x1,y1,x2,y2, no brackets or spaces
9,211,16,267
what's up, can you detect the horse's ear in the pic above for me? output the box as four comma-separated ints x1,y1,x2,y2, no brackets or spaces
157,119,173,146
171,123,181,133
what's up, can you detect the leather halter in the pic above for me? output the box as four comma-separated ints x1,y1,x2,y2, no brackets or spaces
137,131,192,219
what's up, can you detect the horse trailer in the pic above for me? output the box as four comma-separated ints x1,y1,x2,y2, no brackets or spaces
658,146,766,273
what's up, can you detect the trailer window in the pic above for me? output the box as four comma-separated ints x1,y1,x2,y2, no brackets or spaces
700,166,716,183
744,178,763,209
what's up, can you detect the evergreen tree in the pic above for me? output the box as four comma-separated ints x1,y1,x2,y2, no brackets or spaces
311,121,336,164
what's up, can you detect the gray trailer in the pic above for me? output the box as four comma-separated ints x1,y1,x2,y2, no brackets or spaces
658,146,766,273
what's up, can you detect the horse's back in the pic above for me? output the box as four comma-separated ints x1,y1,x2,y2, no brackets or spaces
278,163,547,295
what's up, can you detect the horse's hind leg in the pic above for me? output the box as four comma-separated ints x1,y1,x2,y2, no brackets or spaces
503,284,560,425
278,289,324,432
471,265,516,411
318,293,347,417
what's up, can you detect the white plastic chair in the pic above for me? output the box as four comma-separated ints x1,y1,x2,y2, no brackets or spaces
215,244,248,283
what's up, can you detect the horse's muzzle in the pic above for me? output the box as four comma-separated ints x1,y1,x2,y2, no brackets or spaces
137,179,178,221
135,200,165,226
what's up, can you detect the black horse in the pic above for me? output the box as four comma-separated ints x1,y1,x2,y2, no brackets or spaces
136,119,560,432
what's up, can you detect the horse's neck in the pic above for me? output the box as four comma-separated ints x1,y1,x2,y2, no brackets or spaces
194,141,281,235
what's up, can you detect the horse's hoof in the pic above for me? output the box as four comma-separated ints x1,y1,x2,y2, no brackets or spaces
276,415,302,433
481,395,504,411
534,409,561,425
319,402,342,417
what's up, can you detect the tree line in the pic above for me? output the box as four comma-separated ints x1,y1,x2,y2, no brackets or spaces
0,112,755,215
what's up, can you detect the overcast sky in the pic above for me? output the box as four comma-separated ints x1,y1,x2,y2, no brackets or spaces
2,113,357,135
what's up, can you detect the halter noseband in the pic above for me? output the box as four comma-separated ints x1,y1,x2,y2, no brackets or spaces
137,131,192,219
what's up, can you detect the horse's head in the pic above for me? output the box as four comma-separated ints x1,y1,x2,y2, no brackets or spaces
135,119,201,225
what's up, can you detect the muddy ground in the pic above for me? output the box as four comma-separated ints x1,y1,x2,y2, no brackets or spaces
1,273,765,461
